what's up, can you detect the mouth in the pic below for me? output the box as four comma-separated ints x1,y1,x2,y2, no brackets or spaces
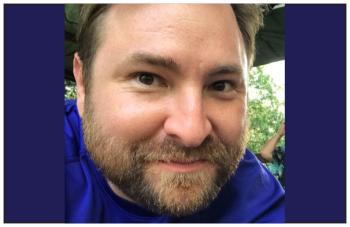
157,159,211,173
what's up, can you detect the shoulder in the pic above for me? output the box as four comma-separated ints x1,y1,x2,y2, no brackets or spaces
64,100,102,222
233,149,285,222
236,150,278,179
64,99,83,160
204,149,285,222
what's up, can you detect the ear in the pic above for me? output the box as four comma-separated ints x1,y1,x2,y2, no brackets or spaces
73,52,85,117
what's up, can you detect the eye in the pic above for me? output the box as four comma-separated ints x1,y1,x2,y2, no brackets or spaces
137,72,156,85
132,72,167,88
211,81,234,92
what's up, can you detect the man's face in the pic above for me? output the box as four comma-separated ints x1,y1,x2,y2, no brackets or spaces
78,4,248,216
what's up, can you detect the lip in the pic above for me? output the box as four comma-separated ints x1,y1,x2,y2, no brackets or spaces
157,159,210,173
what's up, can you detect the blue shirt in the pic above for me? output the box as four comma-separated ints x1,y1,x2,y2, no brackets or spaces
64,100,285,223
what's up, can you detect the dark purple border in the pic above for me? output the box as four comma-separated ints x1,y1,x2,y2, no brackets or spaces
4,5,65,222
285,4,346,222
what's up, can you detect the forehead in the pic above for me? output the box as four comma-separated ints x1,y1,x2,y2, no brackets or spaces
105,4,236,32
96,4,247,72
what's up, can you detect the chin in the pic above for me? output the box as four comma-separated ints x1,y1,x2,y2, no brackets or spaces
141,164,221,216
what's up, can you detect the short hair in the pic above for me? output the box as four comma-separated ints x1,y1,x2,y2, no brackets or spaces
76,4,264,92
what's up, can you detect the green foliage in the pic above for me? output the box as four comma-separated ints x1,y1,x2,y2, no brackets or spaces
247,66,285,186
65,80,77,100
247,66,284,154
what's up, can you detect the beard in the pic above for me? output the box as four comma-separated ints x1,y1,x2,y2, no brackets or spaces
82,99,247,217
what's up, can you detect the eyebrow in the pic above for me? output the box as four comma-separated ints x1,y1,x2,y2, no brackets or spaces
207,65,243,77
127,52,242,77
128,52,180,73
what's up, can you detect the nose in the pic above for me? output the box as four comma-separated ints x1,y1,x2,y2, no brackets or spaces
163,89,213,148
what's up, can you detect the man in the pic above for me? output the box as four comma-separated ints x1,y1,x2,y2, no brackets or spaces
64,4,284,222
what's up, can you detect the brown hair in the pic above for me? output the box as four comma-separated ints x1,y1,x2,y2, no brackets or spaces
76,4,264,91
231,4,265,67
76,4,110,92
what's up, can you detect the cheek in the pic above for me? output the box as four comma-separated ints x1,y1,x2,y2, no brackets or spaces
90,90,166,141
208,101,247,144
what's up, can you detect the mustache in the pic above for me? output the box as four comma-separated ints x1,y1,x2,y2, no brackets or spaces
129,136,238,165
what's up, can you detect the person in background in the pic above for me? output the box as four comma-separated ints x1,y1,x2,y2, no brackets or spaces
257,122,285,187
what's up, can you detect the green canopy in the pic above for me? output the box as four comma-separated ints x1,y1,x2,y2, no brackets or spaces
64,4,284,81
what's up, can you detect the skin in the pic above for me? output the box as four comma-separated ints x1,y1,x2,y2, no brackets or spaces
73,4,249,215
260,122,285,161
